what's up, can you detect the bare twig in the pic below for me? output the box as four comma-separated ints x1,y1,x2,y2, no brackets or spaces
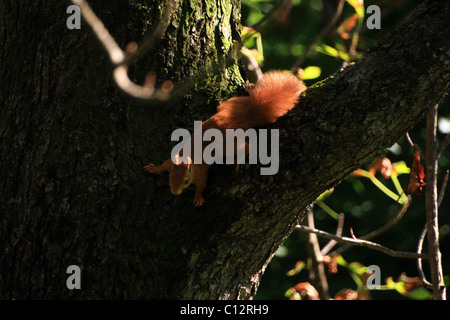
295,224,427,260
305,208,329,300
321,212,345,255
405,132,424,159
438,169,449,207
417,224,433,289
405,132,416,148
417,168,447,291
425,104,446,300
405,132,415,148
349,227,357,239
290,0,345,72
360,195,411,240
72,0,179,100
331,196,411,257
72,0,125,64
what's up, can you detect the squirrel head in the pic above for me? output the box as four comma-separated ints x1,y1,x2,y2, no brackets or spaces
169,155,193,195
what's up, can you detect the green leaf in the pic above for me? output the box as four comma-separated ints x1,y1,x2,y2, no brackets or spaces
392,161,410,175
385,277,396,289
284,288,294,298
406,287,432,300
286,261,305,277
302,66,322,80
316,43,350,60
369,175,407,204
333,254,348,267
348,262,367,275
346,0,365,18
317,188,334,201
315,43,338,57
316,199,340,220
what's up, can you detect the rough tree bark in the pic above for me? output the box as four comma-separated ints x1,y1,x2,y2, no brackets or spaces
0,0,449,299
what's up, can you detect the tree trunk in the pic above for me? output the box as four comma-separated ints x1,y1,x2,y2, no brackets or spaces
1,0,449,299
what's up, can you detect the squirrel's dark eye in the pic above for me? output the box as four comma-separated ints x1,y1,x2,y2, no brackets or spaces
184,178,189,185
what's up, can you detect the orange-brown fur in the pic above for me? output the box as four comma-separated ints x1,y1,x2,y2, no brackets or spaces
144,71,306,206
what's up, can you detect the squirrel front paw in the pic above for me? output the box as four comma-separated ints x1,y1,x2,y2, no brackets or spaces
193,193,205,207
143,163,160,174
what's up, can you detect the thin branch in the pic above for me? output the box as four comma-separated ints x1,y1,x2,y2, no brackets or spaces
405,132,424,159
405,131,415,148
438,169,449,207
72,0,125,64
295,224,427,260
425,104,446,300
72,0,179,100
332,197,411,256
305,208,330,300
359,195,411,240
290,0,345,72
122,3,176,67
417,168,447,291
349,227,357,239
321,212,345,256
417,224,433,289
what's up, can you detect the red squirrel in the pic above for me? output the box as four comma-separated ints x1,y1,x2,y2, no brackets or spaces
144,70,306,206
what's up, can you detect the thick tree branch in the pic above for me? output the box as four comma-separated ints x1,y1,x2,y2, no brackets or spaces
176,0,450,299
196,1,450,298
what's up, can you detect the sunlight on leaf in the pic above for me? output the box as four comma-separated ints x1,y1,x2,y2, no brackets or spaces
406,287,432,300
301,66,322,80
346,0,365,18
317,188,334,201
316,199,340,220
241,26,264,59
333,254,348,267
348,262,367,276
286,260,305,277
315,43,350,61
392,161,410,176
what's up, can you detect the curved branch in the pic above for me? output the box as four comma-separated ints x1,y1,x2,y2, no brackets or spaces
331,196,411,256
296,225,427,260
417,224,433,289
72,0,179,100
72,0,125,64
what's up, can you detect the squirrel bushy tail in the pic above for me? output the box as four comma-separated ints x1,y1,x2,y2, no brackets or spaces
244,70,306,128
210,71,306,131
